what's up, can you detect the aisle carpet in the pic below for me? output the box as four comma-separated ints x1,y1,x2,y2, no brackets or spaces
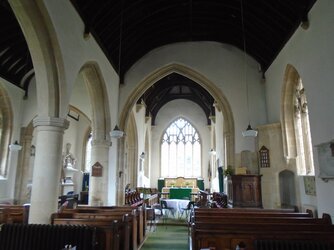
141,222,189,250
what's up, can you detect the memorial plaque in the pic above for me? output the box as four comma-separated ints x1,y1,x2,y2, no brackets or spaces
92,162,103,177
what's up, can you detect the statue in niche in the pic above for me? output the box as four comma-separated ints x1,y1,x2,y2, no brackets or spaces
63,143,76,169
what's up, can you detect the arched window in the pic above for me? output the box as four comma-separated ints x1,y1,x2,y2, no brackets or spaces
161,117,201,177
282,65,314,176
294,79,314,175
85,132,92,173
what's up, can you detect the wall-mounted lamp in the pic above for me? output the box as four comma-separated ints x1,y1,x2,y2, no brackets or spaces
110,125,125,139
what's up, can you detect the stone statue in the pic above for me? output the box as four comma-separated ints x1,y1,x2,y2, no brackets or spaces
63,143,76,168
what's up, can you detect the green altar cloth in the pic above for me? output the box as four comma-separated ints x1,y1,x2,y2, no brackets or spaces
169,188,192,199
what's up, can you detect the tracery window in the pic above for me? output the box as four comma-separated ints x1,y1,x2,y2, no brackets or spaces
294,79,314,175
161,117,201,177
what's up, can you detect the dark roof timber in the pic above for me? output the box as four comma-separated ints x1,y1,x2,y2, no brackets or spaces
0,0,316,100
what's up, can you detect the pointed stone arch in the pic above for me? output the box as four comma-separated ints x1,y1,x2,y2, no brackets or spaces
79,63,111,205
10,0,67,117
144,127,150,179
125,111,138,189
120,63,235,167
80,63,111,142
0,84,13,177
281,64,299,159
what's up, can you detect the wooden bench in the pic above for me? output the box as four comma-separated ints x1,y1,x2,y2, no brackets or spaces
125,190,144,207
53,215,132,250
190,208,334,250
0,204,30,224
52,206,146,250
59,205,146,245
191,221,334,250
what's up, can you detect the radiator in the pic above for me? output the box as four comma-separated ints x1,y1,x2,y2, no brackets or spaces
0,224,96,250
254,239,332,250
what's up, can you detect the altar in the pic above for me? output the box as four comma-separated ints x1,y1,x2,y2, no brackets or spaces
161,187,199,200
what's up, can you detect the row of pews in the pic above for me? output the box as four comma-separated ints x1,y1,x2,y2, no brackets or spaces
0,203,147,250
125,190,144,207
190,207,334,250
52,205,147,250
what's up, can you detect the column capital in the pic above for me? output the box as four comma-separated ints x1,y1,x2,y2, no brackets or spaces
33,116,69,130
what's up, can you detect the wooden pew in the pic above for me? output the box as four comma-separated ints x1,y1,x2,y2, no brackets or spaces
192,222,334,249
193,207,301,214
193,214,332,228
52,206,145,249
58,205,146,246
190,209,334,250
0,204,30,224
53,214,133,250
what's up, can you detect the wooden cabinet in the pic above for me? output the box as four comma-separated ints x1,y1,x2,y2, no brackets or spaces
228,175,262,208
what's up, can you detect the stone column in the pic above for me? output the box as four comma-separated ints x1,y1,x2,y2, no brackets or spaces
29,116,69,224
8,141,23,201
89,139,110,206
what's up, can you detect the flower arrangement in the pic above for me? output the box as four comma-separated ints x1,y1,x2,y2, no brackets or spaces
223,166,234,177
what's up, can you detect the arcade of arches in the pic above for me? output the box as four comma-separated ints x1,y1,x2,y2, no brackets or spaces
1,0,334,225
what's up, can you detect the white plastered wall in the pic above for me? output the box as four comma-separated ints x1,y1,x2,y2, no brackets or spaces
120,42,266,154
264,0,334,217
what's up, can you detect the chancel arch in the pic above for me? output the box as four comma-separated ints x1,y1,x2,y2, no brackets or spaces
118,64,235,203
119,63,235,165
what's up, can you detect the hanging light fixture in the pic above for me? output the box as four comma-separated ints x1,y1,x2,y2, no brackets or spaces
110,1,125,139
240,0,257,138
111,125,125,139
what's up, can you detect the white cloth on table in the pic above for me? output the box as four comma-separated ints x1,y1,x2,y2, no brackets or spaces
162,199,190,214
